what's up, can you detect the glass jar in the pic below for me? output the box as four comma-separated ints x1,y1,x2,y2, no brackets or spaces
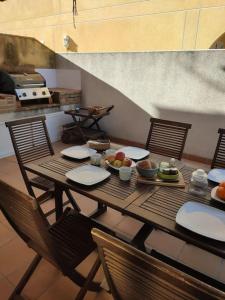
189,169,208,196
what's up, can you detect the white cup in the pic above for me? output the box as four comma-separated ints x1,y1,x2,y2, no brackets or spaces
90,153,102,166
119,167,132,181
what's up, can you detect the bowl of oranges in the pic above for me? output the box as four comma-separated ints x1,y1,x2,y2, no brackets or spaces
211,182,225,203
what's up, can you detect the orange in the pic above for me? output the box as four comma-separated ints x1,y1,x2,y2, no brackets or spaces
219,181,225,188
216,186,225,200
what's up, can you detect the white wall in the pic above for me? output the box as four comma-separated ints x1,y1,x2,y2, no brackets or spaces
36,68,57,88
57,51,225,160
36,68,81,89
0,110,72,158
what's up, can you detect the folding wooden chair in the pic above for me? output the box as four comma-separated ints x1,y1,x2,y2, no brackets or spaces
92,228,225,300
0,180,111,300
5,116,80,216
211,128,225,169
146,118,192,160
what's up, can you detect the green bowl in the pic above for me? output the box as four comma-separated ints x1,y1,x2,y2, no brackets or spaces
158,172,179,181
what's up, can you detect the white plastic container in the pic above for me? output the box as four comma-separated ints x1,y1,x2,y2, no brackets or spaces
189,169,208,196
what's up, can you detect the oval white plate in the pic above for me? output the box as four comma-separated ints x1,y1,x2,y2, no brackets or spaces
208,168,225,183
61,146,96,160
211,186,225,204
65,165,110,186
116,147,149,160
105,159,136,171
176,201,225,241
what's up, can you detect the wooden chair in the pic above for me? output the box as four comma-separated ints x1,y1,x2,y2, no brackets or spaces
92,228,225,300
146,118,192,160
211,128,225,169
5,116,80,216
0,180,111,300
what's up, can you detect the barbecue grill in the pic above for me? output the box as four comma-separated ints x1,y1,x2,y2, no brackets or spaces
0,71,50,102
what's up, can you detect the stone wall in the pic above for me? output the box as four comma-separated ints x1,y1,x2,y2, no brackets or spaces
0,33,55,72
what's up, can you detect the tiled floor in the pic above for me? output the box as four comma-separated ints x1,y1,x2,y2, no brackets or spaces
0,142,224,299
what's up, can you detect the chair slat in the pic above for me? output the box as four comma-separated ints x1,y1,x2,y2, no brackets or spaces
211,128,225,169
146,118,192,160
92,229,225,300
5,116,54,197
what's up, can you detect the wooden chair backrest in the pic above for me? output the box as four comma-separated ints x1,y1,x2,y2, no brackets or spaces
92,228,224,300
5,116,54,165
146,118,192,160
0,180,55,261
211,128,225,169
5,116,54,195
0,180,98,274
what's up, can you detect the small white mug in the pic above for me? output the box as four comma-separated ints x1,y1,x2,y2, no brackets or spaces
90,153,102,166
119,166,132,181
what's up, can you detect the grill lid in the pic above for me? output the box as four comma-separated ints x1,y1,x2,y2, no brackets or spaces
0,71,46,94
8,73,46,88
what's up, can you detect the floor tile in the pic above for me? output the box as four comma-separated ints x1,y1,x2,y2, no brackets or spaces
7,259,61,300
114,216,144,242
0,222,16,248
0,277,14,300
95,208,124,230
76,251,104,283
178,244,222,278
69,192,98,217
145,229,186,259
0,211,14,230
0,237,35,277
38,275,79,300
94,290,113,300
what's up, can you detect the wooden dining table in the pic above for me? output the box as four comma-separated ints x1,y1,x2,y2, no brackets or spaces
24,150,225,260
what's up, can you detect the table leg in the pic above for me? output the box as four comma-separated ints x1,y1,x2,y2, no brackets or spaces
131,223,154,251
54,184,63,220
89,202,107,219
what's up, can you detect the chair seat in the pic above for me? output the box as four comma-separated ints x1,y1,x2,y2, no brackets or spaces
49,211,101,268
30,176,54,191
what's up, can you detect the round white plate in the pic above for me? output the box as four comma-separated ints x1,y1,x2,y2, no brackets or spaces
208,168,225,183
211,186,225,204
65,165,110,186
61,146,96,160
176,201,225,241
116,147,150,160
105,159,136,171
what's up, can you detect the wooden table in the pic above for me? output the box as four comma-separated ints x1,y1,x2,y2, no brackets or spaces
24,153,225,259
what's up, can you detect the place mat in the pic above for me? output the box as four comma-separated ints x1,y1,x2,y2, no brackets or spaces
137,171,185,188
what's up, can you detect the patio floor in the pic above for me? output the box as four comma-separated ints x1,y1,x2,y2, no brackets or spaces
0,141,224,299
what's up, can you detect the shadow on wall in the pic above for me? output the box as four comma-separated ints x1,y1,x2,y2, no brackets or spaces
56,54,151,145
55,52,225,160
155,106,223,160
210,32,225,49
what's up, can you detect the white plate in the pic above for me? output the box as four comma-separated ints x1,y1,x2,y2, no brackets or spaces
65,165,110,186
176,201,225,241
117,147,149,160
211,186,225,204
105,159,136,171
208,168,225,183
61,146,96,160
